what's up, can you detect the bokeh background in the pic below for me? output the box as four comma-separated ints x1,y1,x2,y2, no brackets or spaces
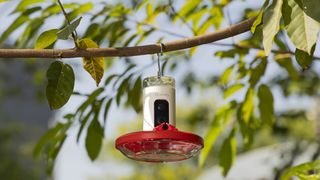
0,0,319,180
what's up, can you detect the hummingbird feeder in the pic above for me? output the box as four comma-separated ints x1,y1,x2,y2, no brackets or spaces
115,44,204,162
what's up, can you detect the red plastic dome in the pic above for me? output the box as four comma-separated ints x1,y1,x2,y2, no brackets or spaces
115,123,204,162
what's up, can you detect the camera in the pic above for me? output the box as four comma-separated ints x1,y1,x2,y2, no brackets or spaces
143,76,175,131
154,99,169,127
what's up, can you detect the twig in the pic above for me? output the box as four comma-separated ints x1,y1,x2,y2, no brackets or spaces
224,7,236,45
126,17,320,60
57,0,79,48
72,91,90,97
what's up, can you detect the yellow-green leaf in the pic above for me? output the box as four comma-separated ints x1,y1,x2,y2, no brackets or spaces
249,58,267,86
0,15,29,44
242,87,254,124
199,102,236,167
258,84,274,125
77,38,104,86
263,0,283,55
219,128,236,177
251,0,270,33
68,2,93,21
283,0,320,54
220,65,234,86
13,0,44,12
35,29,58,49
175,0,201,21
275,55,298,80
281,160,320,180
224,83,245,99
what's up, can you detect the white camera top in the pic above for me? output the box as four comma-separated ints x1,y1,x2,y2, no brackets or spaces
142,76,176,131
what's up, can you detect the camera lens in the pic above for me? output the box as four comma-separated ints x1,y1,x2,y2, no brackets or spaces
154,100,169,127
157,103,166,111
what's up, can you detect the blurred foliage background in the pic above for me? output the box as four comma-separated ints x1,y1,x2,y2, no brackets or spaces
0,0,319,179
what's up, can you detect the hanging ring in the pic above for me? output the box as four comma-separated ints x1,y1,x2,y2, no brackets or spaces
159,43,164,56
157,43,165,77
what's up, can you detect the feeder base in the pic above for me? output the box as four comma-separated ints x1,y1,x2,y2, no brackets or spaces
115,123,204,162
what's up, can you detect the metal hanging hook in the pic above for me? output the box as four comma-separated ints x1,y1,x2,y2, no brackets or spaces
157,43,164,77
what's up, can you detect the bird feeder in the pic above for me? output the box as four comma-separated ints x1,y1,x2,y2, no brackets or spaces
115,76,204,162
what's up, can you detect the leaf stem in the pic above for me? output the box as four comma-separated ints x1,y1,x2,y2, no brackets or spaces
57,0,79,48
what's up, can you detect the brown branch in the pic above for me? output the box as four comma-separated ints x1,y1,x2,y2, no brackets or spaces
0,18,256,59
126,17,305,58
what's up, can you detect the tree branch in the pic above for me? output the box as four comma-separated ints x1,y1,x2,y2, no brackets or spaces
0,18,256,59
126,17,320,60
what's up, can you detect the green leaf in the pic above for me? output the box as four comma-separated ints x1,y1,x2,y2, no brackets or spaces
116,77,130,106
281,160,320,180
209,6,223,29
282,0,320,54
85,118,104,161
83,23,100,39
13,0,44,12
258,84,274,125
0,15,29,44
237,61,248,79
77,88,104,114
57,17,82,40
199,102,236,167
47,132,66,160
16,16,43,48
176,0,201,21
301,0,320,22
224,84,245,99
237,105,254,146
123,33,138,46
249,58,267,86
189,8,207,29
262,0,283,55
68,2,93,21
103,99,112,125
215,49,248,59
43,3,77,16
129,77,142,112
77,38,105,86
33,123,64,158
295,45,316,70
46,61,75,110
220,65,234,86
219,128,236,177
251,0,270,33
76,108,93,143
104,74,119,85
35,29,58,49
242,87,254,124
275,55,298,80
196,17,213,35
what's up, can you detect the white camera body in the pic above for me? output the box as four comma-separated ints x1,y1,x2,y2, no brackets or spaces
143,77,176,131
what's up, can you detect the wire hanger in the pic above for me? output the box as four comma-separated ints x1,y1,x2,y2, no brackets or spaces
157,43,164,78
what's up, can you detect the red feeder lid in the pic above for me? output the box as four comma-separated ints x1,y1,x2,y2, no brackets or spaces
115,123,204,162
